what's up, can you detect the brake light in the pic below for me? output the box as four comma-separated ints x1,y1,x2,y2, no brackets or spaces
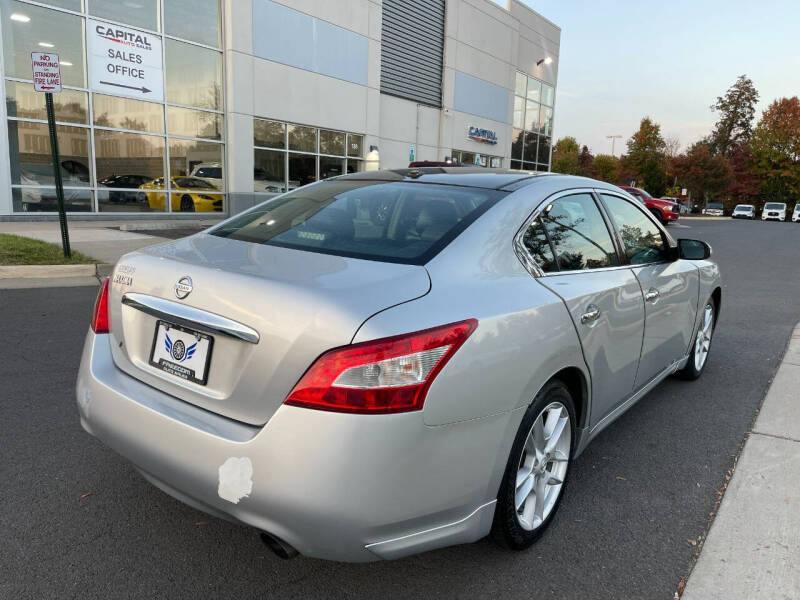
91,277,110,334
285,319,478,414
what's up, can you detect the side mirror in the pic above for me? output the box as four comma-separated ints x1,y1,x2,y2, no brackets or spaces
678,239,711,260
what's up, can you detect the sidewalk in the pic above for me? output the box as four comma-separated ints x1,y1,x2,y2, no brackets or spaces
0,218,218,265
682,324,800,599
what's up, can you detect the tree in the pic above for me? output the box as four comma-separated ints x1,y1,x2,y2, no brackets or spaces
626,117,667,176
709,75,759,157
551,136,581,175
672,142,733,204
592,154,619,183
578,145,593,176
750,97,800,204
726,143,761,207
642,158,667,198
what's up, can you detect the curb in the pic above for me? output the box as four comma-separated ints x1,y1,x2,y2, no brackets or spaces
0,263,110,280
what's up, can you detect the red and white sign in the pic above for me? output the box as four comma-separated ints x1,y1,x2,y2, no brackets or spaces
31,52,62,93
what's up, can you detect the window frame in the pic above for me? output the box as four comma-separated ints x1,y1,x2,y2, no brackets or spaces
514,187,678,277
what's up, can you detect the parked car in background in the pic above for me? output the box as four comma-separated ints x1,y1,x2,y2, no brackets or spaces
702,202,725,217
732,204,756,219
98,174,153,204
78,170,721,562
792,204,800,223
190,163,223,190
762,202,787,221
140,177,223,212
619,186,680,224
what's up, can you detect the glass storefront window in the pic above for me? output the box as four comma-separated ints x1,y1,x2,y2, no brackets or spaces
524,100,539,132
168,138,223,189
87,0,158,31
526,78,541,103
94,94,164,133
515,72,527,97
537,136,552,164
35,0,82,10
511,129,524,160
94,130,165,187
6,81,87,124
542,83,555,107
523,132,538,163
254,119,286,149
165,38,222,110
168,106,222,140
1,0,86,87
13,187,92,212
541,107,553,137
8,120,91,186
288,153,316,187
320,130,345,156
164,0,220,47
513,96,524,130
320,156,344,179
347,134,363,157
288,125,316,153
254,149,286,193
346,159,364,174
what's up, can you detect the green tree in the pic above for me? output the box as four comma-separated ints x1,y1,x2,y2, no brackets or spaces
709,75,759,157
642,158,667,198
626,117,667,176
592,154,619,183
750,96,800,204
578,145,593,176
551,136,581,175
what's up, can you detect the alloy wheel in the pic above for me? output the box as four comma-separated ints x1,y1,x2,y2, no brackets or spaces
514,402,571,531
694,303,714,371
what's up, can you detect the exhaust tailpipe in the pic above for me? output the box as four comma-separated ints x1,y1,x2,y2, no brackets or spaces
260,532,299,560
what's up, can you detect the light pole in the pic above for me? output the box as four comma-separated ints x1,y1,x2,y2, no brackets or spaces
606,135,622,157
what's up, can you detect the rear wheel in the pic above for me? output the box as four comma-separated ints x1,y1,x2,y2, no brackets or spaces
180,195,195,212
679,300,715,380
493,380,575,550
649,208,665,224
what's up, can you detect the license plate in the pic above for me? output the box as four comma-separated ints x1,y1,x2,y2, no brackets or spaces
149,320,214,385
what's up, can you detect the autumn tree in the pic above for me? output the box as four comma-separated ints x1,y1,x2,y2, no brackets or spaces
592,154,619,183
578,145,593,176
709,75,759,157
551,136,581,175
726,144,761,207
750,97,800,204
672,142,733,204
626,117,667,176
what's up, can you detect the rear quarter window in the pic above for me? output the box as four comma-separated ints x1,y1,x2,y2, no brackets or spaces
210,181,505,264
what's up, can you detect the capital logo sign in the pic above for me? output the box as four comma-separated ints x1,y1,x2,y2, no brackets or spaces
468,126,498,145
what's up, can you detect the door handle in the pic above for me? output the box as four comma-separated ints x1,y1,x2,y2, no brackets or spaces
645,288,660,303
580,305,601,325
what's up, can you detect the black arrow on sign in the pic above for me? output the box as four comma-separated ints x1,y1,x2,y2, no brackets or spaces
99,81,151,93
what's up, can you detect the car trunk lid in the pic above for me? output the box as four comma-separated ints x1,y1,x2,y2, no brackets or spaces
107,234,431,425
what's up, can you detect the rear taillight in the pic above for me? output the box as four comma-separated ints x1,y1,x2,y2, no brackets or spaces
91,277,110,334
285,319,478,414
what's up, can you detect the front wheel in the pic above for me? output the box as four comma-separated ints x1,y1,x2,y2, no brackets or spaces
649,208,665,225
492,380,575,550
679,300,715,380
180,195,195,212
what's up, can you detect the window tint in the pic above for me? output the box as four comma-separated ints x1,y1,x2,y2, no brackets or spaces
540,194,619,271
211,181,503,264
601,194,667,265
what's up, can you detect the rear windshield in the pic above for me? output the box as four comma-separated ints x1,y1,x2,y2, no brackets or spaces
765,203,785,210
707,203,724,209
210,180,504,264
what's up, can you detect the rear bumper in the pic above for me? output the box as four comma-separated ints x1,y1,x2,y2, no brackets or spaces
76,332,513,561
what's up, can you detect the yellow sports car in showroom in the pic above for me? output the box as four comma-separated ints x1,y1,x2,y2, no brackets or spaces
139,177,223,212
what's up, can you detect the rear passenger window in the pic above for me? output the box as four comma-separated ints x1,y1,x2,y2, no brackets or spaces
601,194,667,265
522,217,558,273
536,194,620,271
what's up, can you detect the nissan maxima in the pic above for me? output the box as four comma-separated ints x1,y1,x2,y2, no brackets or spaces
77,170,721,562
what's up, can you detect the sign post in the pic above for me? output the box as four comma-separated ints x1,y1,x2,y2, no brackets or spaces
31,52,70,257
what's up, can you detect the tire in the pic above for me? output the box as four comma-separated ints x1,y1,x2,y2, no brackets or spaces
678,299,716,380
180,195,195,212
649,208,665,225
492,380,576,550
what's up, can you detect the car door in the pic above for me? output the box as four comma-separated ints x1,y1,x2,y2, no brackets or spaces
598,192,699,389
521,191,645,426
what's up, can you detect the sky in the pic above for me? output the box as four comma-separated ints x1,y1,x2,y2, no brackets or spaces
516,0,800,156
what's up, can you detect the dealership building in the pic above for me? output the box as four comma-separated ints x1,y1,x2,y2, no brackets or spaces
0,0,560,218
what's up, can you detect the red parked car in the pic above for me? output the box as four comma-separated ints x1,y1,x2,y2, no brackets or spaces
619,186,680,224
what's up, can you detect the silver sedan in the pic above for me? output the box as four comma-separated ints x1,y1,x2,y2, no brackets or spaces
76,169,721,562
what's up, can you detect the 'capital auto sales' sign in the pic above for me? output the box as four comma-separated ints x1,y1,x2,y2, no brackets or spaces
87,19,164,102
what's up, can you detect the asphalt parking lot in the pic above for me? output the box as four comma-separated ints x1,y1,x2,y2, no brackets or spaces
2,217,799,599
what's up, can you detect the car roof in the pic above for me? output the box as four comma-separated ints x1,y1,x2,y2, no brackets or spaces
330,167,555,190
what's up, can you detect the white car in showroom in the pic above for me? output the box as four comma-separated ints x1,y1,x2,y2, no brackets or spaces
762,202,787,221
